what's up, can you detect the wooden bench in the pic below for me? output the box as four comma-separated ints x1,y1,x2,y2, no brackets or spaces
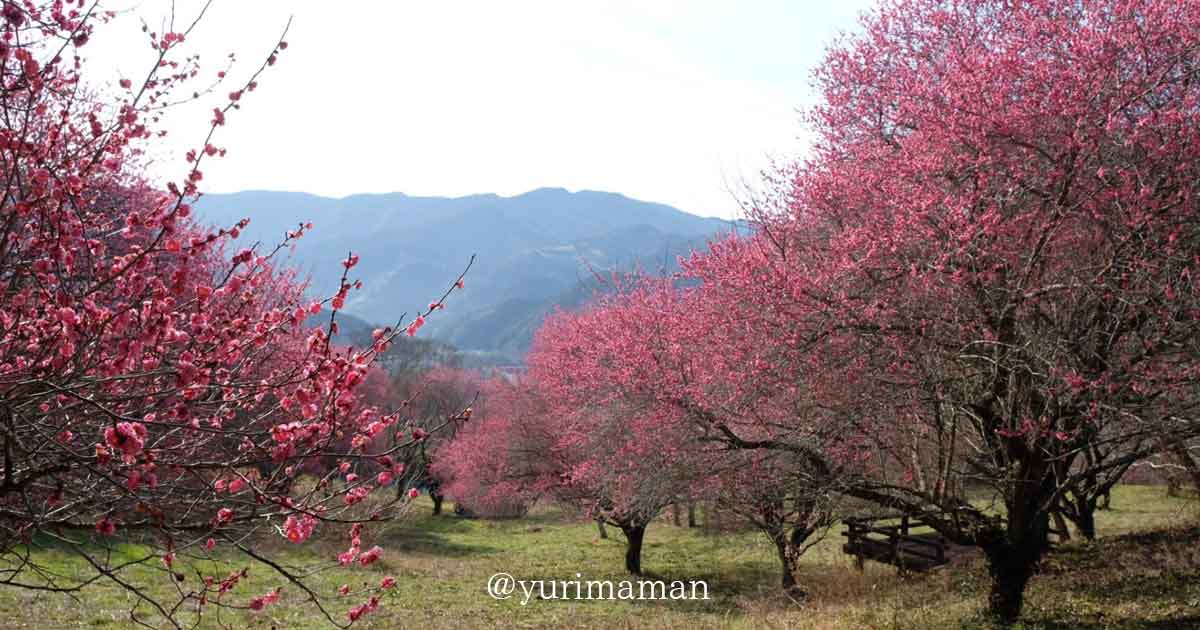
842,513,948,573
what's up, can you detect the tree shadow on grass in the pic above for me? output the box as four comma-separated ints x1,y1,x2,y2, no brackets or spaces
1019,524,1200,629
18,531,163,568
614,563,785,616
379,527,501,557
1014,616,1200,630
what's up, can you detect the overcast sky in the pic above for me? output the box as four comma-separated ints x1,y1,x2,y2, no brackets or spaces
88,1,874,220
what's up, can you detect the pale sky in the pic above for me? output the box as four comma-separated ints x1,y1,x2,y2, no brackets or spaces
87,1,874,220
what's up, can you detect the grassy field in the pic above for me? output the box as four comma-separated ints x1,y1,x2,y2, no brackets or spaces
0,484,1196,629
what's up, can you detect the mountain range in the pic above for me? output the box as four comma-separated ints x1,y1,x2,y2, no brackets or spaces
193,188,741,363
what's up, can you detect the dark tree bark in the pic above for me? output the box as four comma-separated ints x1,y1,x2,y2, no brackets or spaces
1170,442,1200,495
1074,504,1096,540
982,498,1051,625
687,502,698,528
770,526,813,593
1050,509,1071,543
1059,487,1101,541
773,534,799,591
619,523,646,575
431,492,444,516
596,518,608,539
1054,440,1133,541
1060,482,1110,542
985,546,1038,626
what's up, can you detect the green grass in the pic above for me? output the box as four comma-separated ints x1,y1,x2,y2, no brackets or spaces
0,485,1196,629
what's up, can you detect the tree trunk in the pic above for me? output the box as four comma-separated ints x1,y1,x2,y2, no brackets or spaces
986,550,1037,626
773,534,799,592
431,493,444,516
671,502,681,527
1075,504,1096,540
770,525,814,594
596,518,608,539
1058,493,1098,541
620,524,646,575
1157,436,1199,497
983,508,1049,625
1050,510,1070,543
1171,443,1200,495
687,502,698,528
1098,490,1111,511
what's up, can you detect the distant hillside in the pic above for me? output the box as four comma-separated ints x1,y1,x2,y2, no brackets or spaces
194,188,740,361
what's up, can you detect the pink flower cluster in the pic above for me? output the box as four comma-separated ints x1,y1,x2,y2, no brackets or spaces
347,596,379,622
248,588,280,611
103,421,147,459
283,513,317,543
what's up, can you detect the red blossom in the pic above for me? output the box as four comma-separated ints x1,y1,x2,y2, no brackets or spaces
358,545,382,566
